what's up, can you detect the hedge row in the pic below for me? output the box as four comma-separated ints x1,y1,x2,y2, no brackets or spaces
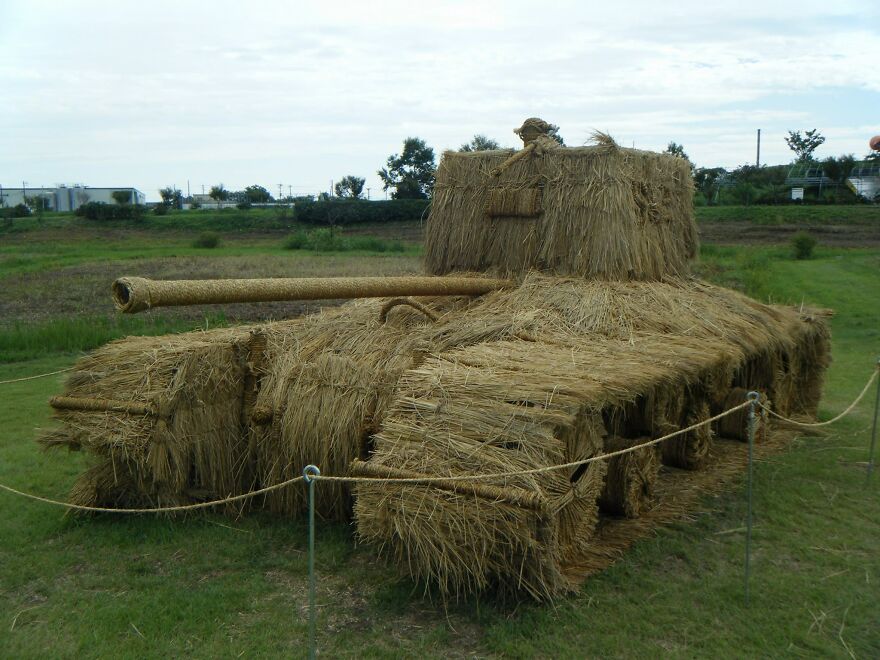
292,199,430,225
75,201,145,221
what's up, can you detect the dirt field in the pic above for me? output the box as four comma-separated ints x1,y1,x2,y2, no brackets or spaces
0,253,422,326
698,221,880,246
348,220,880,247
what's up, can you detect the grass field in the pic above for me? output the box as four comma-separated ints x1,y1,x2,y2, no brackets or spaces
2,203,877,238
0,229,878,657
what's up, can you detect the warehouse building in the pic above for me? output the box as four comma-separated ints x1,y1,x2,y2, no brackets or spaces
0,185,145,212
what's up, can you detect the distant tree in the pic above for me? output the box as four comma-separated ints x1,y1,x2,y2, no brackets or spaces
459,135,501,152
209,184,229,208
693,167,727,204
785,129,825,162
24,195,50,221
111,190,131,205
158,187,183,209
820,155,855,183
664,141,689,160
316,192,332,201
663,141,694,174
244,185,273,204
334,175,366,199
378,137,436,199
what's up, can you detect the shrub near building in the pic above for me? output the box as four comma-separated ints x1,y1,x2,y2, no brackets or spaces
75,201,145,221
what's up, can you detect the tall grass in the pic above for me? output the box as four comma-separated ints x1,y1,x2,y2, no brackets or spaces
284,228,405,253
0,314,229,363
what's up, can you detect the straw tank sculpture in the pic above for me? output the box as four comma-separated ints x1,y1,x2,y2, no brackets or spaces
42,118,831,600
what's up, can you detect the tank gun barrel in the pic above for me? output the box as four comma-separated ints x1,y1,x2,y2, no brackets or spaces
112,275,512,313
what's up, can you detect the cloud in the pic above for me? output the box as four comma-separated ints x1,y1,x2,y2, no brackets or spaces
0,0,877,197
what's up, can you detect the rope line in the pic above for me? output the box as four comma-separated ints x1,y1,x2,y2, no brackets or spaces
0,367,74,385
758,368,878,428
2,365,877,512
0,475,304,514
0,400,751,512
319,401,752,484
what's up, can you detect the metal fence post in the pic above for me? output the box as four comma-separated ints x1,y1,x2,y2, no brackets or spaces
866,359,880,484
745,391,760,607
303,464,321,660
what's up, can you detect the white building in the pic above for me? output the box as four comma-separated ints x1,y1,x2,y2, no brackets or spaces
0,185,145,212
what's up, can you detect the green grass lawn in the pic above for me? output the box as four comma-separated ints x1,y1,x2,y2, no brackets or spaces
1,242,878,657
695,204,879,225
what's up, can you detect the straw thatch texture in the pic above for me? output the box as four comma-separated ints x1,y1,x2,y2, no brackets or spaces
113,275,510,313
351,274,831,598
42,327,255,509
425,140,697,280
353,331,752,600
248,299,440,519
46,273,829,527
597,436,660,518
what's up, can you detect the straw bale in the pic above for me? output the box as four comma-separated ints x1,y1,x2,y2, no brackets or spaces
249,298,444,518
353,333,745,599
598,436,660,518
42,326,255,510
425,139,698,280
354,343,612,600
660,398,713,470
716,388,769,441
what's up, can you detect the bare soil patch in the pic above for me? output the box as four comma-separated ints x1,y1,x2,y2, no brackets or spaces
698,222,880,247
0,254,421,326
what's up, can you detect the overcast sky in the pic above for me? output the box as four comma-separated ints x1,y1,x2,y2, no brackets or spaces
1,1,877,201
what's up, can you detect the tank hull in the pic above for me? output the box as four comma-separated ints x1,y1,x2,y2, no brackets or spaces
44,275,830,599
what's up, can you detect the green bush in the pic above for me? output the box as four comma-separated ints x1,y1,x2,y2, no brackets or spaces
348,236,387,252
308,227,345,252
236,201,252,210
284,230,309,250
75,201,144,221
0,204,31,219
790,231,817,259
282,228,406,253
153,203,170,216
193,231,221,249
293,198,430,226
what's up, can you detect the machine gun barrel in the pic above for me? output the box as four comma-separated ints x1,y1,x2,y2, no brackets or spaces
112,275,512,313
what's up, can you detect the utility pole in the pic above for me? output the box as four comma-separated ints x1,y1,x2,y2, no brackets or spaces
278,183,283,200
187,180,191,198
288,185,292,199
756,129,761,167
330,180,334,198
367,187,371,200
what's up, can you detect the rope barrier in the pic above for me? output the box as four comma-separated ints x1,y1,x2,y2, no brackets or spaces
0,367,74,385
0,475,304,514
758,368,878,428
2,365,877,512
0,400,751,512
316,401,752,485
